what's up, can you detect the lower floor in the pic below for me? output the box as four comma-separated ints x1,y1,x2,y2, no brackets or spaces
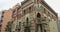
11,19,58,32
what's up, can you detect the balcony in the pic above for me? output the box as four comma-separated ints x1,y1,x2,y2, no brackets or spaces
23,22,31,27
37,18,48,24
41,19,48,24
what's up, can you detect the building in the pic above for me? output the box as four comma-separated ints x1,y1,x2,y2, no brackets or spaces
1,10,13,32
12,3,21,21
0,3,21,32
0,11,2,32
0,11,2,19
57,17,60,32
0,20,2,32
11,0,58,32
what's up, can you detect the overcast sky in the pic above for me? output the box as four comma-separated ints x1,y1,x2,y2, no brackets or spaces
0,0,60,16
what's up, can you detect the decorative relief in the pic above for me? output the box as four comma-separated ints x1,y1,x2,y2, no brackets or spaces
34,4,42,11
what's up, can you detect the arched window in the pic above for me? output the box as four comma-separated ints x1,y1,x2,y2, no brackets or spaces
37,13,41,18
36,13,43,32
36,24,43,32
26,18,28,23
37,13,41,22
24,17,30,32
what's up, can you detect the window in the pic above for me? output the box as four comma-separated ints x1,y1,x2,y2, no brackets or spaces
19,22,21,27
36,24,43,32
2,15,4,18
13,10,16,15
36,13,43,32
29,7,31,10
24,18,30,32
29,7,31,13
2,11,4,18
37,13,41,18
24,27,30,32
15,22,21,32
15,25,18,31
48,12,50,16
40,24,43,32
15,25,20,32
44,8,46,14
0,25,2,27
19,22,21,25
24,10,26,15
37,13,41,23
0,20,3,23
26,18,28,23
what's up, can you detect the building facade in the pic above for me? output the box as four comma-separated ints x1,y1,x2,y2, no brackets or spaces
1,10,13,32
0,3,21,32
0,20,2,32
11,0,58,32
0,11,3,32
57,17,60,32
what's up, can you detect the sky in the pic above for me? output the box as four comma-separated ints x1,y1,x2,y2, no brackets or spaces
0,0,60,16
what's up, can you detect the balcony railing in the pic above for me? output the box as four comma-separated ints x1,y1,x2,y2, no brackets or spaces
23,22,31,27
37,18,48,24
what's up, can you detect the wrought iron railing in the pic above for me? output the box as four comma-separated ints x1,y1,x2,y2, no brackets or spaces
37,17,48,24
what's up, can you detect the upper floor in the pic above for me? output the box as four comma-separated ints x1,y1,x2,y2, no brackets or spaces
16,0,58,21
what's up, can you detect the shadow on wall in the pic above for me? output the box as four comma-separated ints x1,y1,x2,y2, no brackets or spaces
57,20,60,32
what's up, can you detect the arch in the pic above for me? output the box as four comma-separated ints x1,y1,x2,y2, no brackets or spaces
37,13,41,18
26,17,28,22
24,17,30,32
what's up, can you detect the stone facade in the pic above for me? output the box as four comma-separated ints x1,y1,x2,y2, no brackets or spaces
57,17,60,32
11,0,58,32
